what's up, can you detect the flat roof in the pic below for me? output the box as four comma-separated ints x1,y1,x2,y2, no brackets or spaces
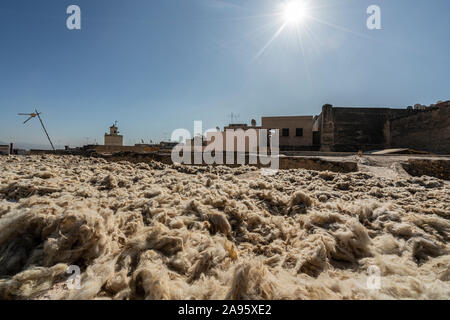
262,115,313,119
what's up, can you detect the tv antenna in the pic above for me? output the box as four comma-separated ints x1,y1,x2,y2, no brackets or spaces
229,112,240,124
18,109,55,151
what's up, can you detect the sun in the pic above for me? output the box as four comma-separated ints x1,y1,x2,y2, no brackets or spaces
282,1,308,25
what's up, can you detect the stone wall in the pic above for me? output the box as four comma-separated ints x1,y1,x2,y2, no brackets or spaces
319,104,334,151
390,104,450,154
104,134,123,146
97,151,358,173
402,159,450,180
92,145,159,154
320,105,413,152
278,157,357,172
0,145,10,155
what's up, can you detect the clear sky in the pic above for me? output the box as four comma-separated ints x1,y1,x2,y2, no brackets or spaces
0,0,449,148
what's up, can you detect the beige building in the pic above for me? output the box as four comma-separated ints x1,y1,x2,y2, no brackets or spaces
104,124,123,146
206,120,264,153
262,116,313,150
0,145,10,155
205,116,316,152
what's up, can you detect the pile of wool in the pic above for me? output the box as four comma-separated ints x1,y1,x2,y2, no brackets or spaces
0,155,448,300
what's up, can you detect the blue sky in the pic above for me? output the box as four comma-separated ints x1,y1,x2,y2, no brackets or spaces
0,0,449,148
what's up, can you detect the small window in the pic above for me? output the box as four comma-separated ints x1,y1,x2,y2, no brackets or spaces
282,128,289,137
296,128,303,137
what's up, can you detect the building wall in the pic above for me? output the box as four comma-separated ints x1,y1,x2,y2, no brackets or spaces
92,145,158,154
104,134,123,146
390,103,450,154
97,151,358,173
206,128,263,152
262,116,313,149
0,145,10,155
320,105,412,152
320,105,334,151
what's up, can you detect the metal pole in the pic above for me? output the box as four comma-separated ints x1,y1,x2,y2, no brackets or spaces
35,109,55,151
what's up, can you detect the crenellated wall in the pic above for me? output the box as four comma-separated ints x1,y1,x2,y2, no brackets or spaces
390,103,450,154
320,105,412,152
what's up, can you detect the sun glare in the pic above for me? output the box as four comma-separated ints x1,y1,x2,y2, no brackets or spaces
283,1,308,25
255,0,312,59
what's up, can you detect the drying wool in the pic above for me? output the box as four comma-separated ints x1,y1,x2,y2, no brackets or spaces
0,155,448,300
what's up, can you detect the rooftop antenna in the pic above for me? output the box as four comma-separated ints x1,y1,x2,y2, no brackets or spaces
18,109,55,151
113,120,120,134
229,112,240,124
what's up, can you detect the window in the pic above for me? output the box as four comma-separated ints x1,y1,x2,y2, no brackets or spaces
296,128,303,137
282,128,289,137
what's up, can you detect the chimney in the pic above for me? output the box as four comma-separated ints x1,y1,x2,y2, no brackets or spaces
9,143,13,155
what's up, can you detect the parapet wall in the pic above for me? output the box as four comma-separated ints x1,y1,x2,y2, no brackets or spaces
90,145,159,154
402,159,450,180
28,145,160,155
390,104,450,154
320,105,412,152
94,151,358,173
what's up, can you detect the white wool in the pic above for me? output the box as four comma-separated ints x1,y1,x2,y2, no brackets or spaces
0,154,448,300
